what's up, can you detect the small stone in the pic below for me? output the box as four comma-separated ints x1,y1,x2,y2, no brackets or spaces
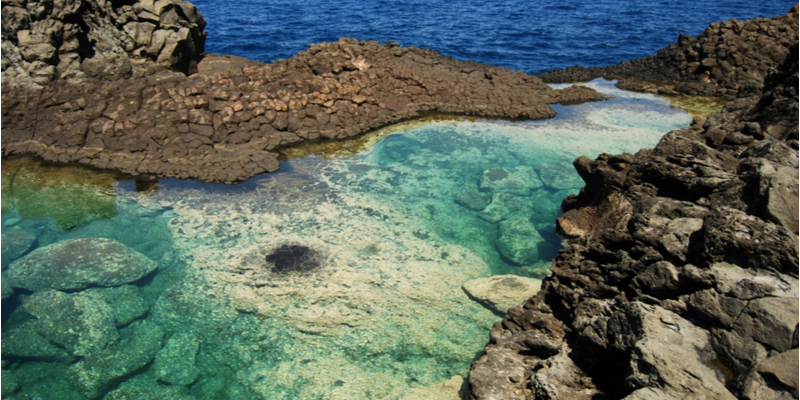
454,188,489,211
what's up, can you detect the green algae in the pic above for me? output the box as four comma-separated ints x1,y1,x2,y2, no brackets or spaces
1,156,119,230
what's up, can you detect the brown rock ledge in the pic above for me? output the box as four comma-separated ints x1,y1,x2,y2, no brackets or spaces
2,32,609,183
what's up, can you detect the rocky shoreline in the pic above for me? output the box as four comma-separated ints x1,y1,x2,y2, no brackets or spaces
536,6,798,98
2,1,798,400
1,0,607,184
469,7,799,400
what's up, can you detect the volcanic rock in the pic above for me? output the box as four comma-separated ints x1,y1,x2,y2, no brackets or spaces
1,1,610,184
537,5,799,97
469,10,799,400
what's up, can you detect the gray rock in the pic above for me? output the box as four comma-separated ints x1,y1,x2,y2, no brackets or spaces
535,162,584,191
22,289,119,357
7,237,157,291
529,351,602,399
733,296,799,353
462,275,542,314
1,320,75,362
740,348,798,400
478,192,532,223
609,302,736,399
469,347,532,400
454,188,489,211
68,319,164,399
480,165,542,196
153,331,201,385
85,285,150,326
1,230,36,268
497,215,544,265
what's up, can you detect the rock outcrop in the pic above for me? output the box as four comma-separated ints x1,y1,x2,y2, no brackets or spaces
469,14,799,400
1,0,609,183
537,5,799,97
1,0,206,88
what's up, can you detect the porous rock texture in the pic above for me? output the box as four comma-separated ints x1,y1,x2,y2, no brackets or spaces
537,5,799,97
1,0,609,184
468,13,799,400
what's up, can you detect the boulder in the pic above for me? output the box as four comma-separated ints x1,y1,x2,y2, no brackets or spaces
21,289,119,357
7,238,157,291
1,229,36,268
480,166,543,196
454,188,489,211
462,275,542,314
477,192,532,223
740,348,799,400
152,331,201,386
68,319,164,399
497,215,544,265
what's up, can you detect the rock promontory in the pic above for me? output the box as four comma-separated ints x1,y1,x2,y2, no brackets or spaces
469,8,799,400
537,5,799,97
1,0,608,183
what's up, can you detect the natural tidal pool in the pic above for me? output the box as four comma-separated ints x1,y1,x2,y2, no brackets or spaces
1,80,696,399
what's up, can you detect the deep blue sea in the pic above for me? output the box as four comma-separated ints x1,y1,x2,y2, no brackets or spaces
2,2,798,399
192,0,798,74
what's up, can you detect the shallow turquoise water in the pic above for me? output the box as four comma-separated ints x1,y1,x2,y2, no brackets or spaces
1,79,693,399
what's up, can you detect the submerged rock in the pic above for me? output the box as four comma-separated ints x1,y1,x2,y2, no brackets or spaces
462,275,542,314
68,320,164,399
480,166,543,196
477,192,533,223
21,289,119,357
153,331,201,386
7,238,157,291
497,216,544,265
1,230,36,268
454,188,490,211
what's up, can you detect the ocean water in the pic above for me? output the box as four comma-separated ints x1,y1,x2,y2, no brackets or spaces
3,1,796,399
191,0,798,74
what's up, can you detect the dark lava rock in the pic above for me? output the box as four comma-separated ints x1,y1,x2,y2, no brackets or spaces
266,244,323,273
537,5,799,97
6,238,157,291
469,10,799,400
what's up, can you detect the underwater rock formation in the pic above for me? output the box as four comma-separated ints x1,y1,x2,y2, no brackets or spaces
469,15,799,400
6,237,157,291
537,5,799,97
1,0,609,183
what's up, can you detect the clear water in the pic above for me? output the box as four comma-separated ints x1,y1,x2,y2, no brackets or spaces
191,0,798,75
1,80,696,399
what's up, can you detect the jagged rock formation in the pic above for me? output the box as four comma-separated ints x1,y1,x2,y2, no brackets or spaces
469,15,799,400
1,2,608,184
537,5,799,97
1,0,206,87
